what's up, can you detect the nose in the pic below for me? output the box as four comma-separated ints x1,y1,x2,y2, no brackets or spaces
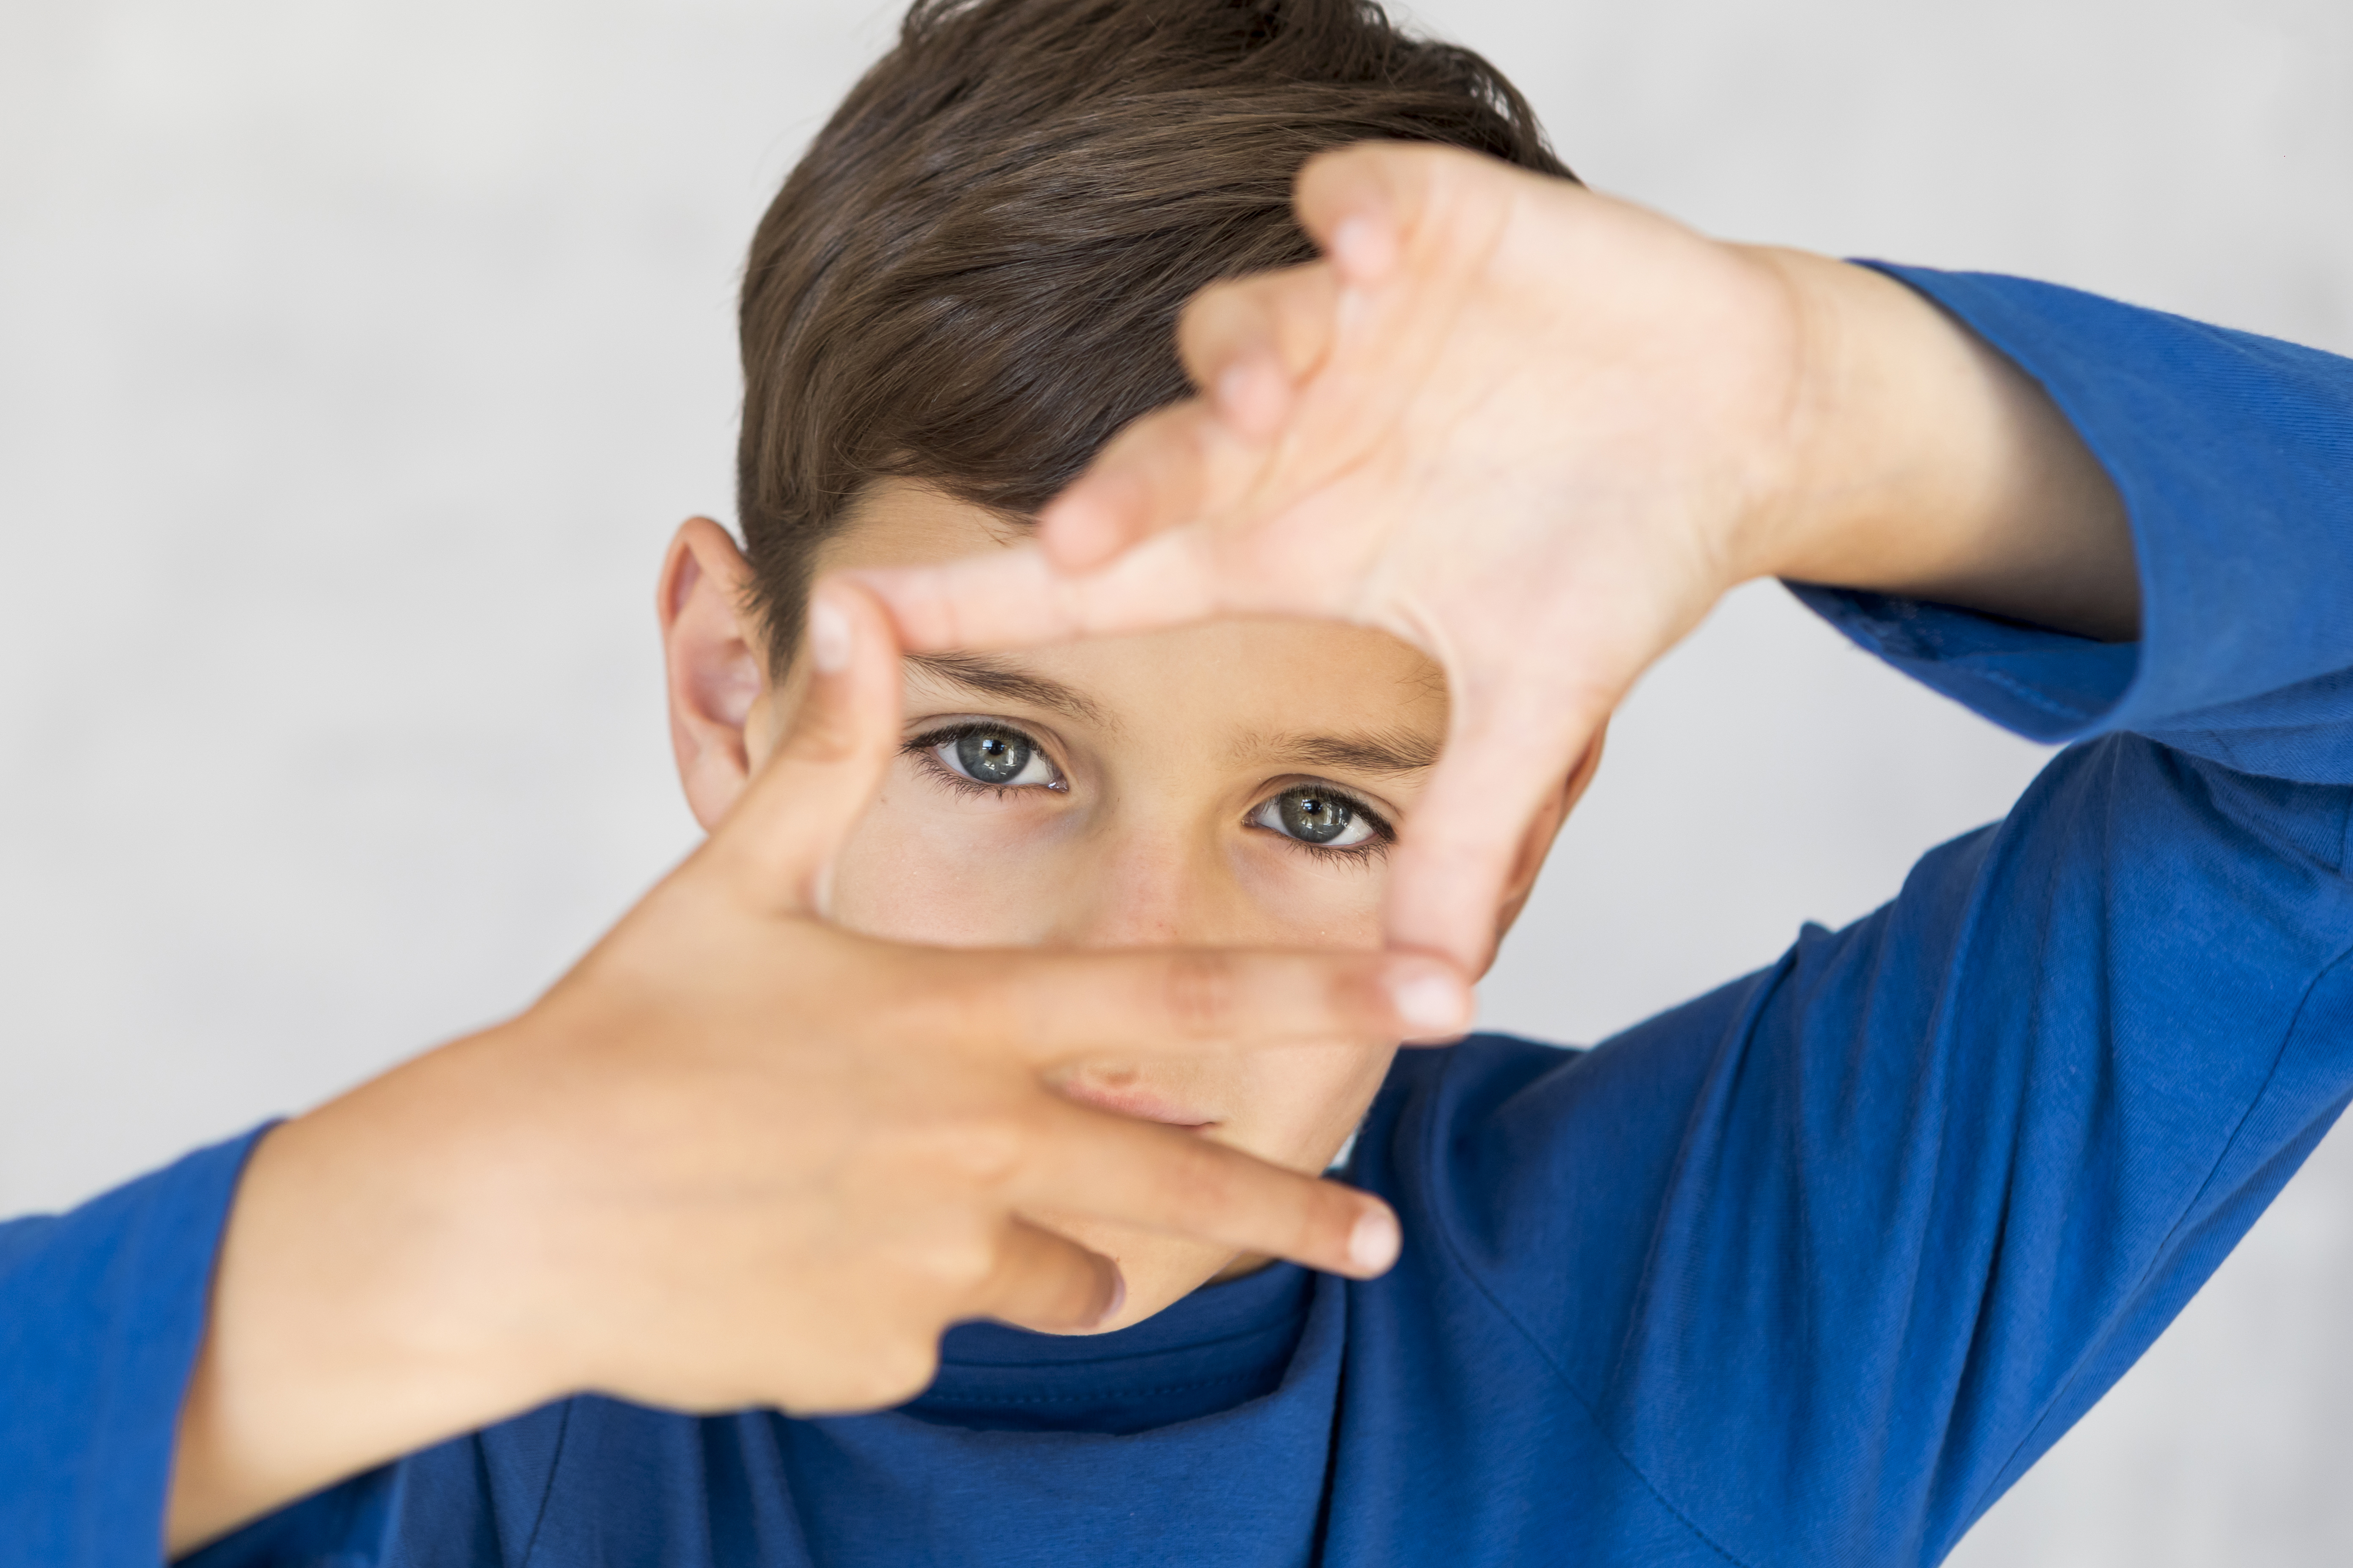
1046,830,1258,950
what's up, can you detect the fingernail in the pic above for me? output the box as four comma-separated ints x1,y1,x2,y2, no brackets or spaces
1348,1206,1401,1274
1330,214,1396,281
1387,962,1470,1036
808,594,852,673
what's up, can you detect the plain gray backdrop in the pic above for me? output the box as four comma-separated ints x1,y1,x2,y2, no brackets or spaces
3,0,2348,1560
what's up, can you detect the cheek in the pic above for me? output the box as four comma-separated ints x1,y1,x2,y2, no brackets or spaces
825,770,1072,946
1019,1042,1400,1334
1217,1040,1398,1171
1225,836,1391,951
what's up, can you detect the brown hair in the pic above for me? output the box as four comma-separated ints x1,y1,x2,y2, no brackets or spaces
735,0,1572,665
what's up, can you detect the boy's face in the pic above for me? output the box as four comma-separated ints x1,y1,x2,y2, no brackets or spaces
661,481,1583,1332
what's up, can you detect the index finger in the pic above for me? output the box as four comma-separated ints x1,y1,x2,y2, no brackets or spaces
1010,1096,1403,1279
905,943,1473,1060
1384,694,1607,972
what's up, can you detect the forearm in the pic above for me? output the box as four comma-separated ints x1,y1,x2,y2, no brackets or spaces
168,1028,569,1555
1744,247,2141,643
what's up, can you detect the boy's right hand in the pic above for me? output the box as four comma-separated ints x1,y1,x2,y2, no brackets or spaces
167,583,1451,1555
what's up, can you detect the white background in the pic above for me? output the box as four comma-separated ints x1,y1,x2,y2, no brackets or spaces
3,1,2348,1560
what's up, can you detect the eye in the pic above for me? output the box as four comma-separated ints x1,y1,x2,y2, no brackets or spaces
917,723,1064,791
1249,785,1381,850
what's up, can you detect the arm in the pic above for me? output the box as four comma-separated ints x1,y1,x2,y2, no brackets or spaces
1442,275,2353,1564
0,1143,257,1568
853,142,2353,1557
1739,249,2139,644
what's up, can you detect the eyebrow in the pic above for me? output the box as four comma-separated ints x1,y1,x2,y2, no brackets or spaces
1236,727,1440,776
904,652,1115,729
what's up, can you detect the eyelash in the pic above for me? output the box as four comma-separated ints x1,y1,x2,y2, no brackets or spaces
902,721,1067,801
902,722,1395,862
1253,784,1396,866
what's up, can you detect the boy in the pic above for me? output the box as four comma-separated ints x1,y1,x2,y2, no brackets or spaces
10,1,2353,1565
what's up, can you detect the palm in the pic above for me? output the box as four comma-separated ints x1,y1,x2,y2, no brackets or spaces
867,144,1808,969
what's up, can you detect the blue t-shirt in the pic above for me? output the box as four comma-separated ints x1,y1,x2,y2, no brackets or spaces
8,267,2353,1568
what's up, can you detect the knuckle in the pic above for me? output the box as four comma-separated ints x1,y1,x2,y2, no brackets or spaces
1320,959,1386,1039
918,959,1023,1049
1165,1139,1245,1220
1160,950,1239,1040
858,1336,940,1409
924,1105,1029,1187
911,1223,998,1293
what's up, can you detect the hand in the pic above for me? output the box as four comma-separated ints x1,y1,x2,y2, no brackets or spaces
860,145,1803,968
170,583,1456,1553
859,143,2134,971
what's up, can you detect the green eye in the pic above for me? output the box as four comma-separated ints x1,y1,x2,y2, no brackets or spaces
956,728,1032,784
1252,786,1379,849
1280,790,1352,843
922,724,1062,791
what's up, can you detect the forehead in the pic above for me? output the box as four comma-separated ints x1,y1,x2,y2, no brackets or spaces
816,481,1445,740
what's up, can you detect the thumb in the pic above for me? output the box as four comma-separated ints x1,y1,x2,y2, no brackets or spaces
707,577,903,915
1384,680,1606,973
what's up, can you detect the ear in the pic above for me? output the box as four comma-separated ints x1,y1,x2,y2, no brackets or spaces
1483,721,1609,970
657,517,771,831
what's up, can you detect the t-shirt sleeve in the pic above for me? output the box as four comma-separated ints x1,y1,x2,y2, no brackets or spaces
1427,272,2353,1568
0,1130,267,1568
1791,264,2353,776
0,1132,534,1568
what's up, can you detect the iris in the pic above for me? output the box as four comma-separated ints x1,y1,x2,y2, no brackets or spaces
1276,788,1353,844
955,728,1032,785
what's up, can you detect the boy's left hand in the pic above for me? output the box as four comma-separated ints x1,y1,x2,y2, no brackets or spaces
858,142,2135,974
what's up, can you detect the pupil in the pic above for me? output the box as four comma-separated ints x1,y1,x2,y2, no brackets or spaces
1278,789,1352,844
956,729,1030,784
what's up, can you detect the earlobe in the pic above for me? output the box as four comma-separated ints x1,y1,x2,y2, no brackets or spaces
657,517,770,831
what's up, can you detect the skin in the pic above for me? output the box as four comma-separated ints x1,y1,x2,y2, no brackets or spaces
165,143,2137,1557
866,144,2141,973
164,575,1453,1554
660,483,1590,1325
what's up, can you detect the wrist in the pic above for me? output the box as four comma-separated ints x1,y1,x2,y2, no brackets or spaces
308,1018,599,1407
1719,246,1940,589
1727,248,2137,639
